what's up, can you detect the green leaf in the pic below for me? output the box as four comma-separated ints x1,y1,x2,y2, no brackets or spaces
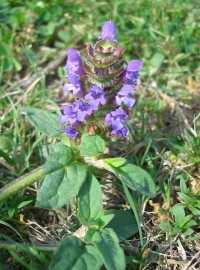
36,144,87,209
150,53,164,69
159,220,172,233
0,136,12,151
49,236,102,270
80,135,105,157
97,214,115,228
21,106,61,137
183,219,197,229
92,228,126,270
180,178,187,193
37,163,87,209
170,203,185,225
179,215,194,228
0,220,21,238
103,159,156,197
85,227,98,243
43,144,74,174
102,210,138,240
17,200,33,209
0,149,15,167
184,228,194,236
188,206,200,216
77,174,103,225
173,226,182,234
12,57,22,71
177,192,194,204
104,158,127,168
2,57,13,72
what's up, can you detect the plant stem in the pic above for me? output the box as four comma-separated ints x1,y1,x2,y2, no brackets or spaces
121,180,144,247
0,241,57,253
0,167,43,202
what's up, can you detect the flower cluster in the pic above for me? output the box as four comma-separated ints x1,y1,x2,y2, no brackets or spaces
60,21,143,139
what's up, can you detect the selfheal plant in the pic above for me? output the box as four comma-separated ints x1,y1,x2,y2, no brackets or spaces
1,22,156,270
61,21,143,138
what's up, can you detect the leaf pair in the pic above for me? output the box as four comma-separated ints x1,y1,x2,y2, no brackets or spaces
37,135,156,209
49,228,126,270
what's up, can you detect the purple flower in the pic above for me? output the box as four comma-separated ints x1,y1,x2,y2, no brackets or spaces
124,60,143,85
63,73,83,97
66,48,83,76
60,105,78,125
64,126,79,139
60,100,93,125
85,85,106,110
105,108,128,136
116,85,136,108
73,100,93,122
110,127,128,136
98,21,118,42
116,94,136,108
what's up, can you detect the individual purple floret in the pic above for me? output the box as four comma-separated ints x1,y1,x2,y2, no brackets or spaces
110,127,128,136
63,73,83,97
85,85,106,110
60,105,78,125
60,100,93,126
116,93,136,108
124,60,143,85
64,126,79,139
116,85,136,108
105,108,128,136
66,48,83,76
73,100,93,122
98,21,118,42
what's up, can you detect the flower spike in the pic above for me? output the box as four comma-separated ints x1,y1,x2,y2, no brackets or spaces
60,21,143,138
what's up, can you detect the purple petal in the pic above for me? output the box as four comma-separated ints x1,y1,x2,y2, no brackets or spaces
112,117,124,130
84,93,92,100
76,111,86,122
89,85,105,99
62,83,74,92
89,100,99,110
68,73,79,85
105,108,128,128
118,85,135,96
60,115,70,124
98,21,118,42
123,60,143,84
112,108,128,118
105,113,112,125
62,105,73,115
110,127,128,136
64,126,79,138
66,48,83,75
69,117,78,125
72,100,93,122
85,85,106,110
100,96,106,105
127,60,143,72
115,95,123,106
66,73,83,97
124,95,136,108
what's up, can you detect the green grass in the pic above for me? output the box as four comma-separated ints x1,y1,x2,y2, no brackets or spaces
0,0,199,269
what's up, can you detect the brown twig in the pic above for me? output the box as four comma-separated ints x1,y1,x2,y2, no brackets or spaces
182,250,200,270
